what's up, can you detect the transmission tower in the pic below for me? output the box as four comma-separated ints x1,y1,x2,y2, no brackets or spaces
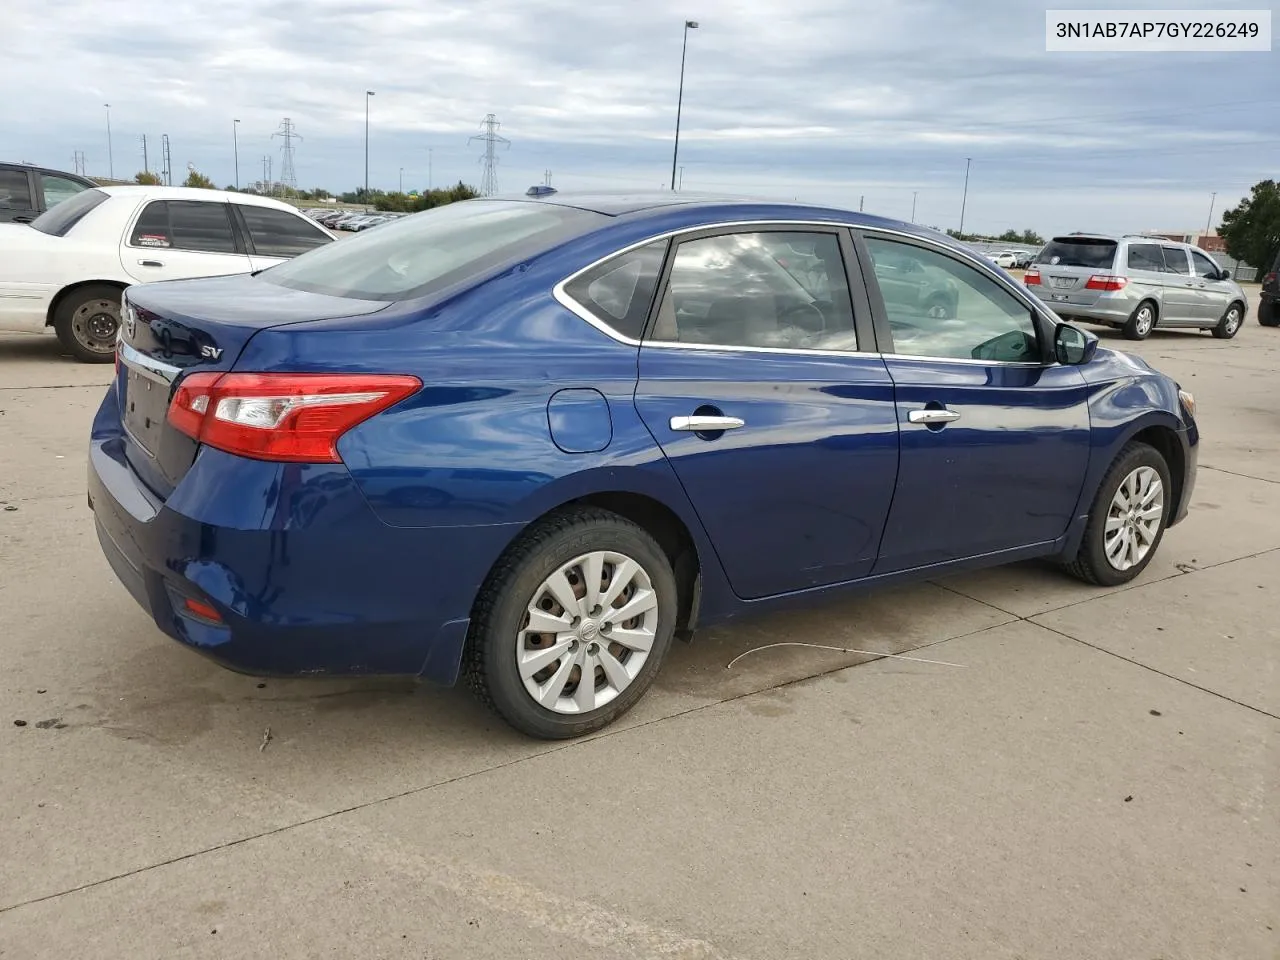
71,151,87,175
161,135,172,185
469,114,509,196
273,118,300,192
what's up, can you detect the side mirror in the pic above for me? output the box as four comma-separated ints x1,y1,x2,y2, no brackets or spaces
1054,323,1097,365
1219,268,1232,280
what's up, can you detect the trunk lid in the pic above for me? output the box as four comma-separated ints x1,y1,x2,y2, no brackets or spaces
1032,236,1119,307
117,273,388,497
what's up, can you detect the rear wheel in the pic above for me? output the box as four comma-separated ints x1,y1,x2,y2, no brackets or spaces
1122,301,1157,340
1259,301,1279,328
1064,442,1171,587
1212,302,1244,339
465,508,677,739
53,285,122,363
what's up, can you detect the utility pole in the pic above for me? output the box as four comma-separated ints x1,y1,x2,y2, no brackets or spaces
140,135,148,175
544,169,552,187
364,90,375,205
428,147,433,192
233,120,240,190
104,104,114,180
1204,191,1217,237
859,195,864,212
469,114,510,196
670,20,699,192
958,157,972,237
273,118,300,192
679,166,684,190
161,135,172,186
911,191,918,222
399,167,404,193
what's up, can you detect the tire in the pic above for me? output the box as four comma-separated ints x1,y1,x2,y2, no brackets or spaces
1259,301,1279,328
924,295,954,320
464,507,678,739
1122,301,1157,340
1063,441,1172,587
53,284,122,363
1211,302,1244,339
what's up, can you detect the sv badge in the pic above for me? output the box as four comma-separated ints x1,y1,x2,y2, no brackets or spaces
200,345,223,360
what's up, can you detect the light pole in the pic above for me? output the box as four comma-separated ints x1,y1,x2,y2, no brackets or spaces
364,90,375,206
1204,191,1217,237
428,147,433,192
233,119,240,190
670,20,699,192
958,157,972,237
104,104,113,180
399,167,403,193
911,191,918,222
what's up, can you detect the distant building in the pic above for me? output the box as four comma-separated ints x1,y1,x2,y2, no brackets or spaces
1142,229,1226,253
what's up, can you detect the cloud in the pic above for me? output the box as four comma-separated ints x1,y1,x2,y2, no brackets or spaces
2,0,1275,235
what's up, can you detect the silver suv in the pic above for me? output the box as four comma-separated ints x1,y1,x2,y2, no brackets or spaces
1025,234,1247,340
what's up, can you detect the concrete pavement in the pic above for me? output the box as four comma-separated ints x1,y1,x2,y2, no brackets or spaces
0,321,1276,959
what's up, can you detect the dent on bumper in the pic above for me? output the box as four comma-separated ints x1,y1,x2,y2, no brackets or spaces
88,437,521,684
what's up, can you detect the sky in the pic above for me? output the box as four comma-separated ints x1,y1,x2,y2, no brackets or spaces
2,0,1275,237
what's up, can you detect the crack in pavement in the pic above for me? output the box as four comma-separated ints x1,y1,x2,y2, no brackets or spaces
1200,464,1280,486
934,547,1280,721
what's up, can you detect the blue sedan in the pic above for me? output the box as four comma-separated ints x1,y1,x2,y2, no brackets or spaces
88,193,1198,738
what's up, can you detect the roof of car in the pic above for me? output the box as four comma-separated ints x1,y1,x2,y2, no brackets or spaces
96,185,303,211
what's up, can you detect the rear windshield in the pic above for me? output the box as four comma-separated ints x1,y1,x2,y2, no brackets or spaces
30,188,109,236
1035,237,1117,269
261,200,606,301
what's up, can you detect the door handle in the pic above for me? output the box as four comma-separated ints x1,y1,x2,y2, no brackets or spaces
908,408,961,425
670,415,745,432
137,259,164,267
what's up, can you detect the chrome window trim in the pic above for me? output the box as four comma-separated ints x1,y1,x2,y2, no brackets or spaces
552,218,1062,367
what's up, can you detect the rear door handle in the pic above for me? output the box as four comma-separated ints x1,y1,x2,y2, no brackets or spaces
908,408,961,425
670,415,745,432
137,259,164,267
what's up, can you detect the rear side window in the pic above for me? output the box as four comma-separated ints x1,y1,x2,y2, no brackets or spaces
1127,244,1165,271
130,200,237,253
238,205,332,257
1160,247,1190,275
30,188,108,236
1036,238,1117,269
0,169,33,210
262,200,606,301
563,240,668,340
40,174,88,208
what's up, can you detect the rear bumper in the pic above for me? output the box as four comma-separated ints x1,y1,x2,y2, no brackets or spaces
88,394,522,683
1047,297,1136,326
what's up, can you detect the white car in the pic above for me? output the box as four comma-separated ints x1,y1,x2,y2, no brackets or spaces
989,251,1018,268
0,186,333,362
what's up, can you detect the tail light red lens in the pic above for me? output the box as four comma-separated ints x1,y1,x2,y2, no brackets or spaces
1085,275,1128,291
167,372,422,463
1023,269,1041,285
1264,272,1277,287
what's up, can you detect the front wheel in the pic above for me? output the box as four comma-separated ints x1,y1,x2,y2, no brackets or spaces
53,285,122,363
1064,442,1171,587
465,508,677,739
1212,303,1243,339
1257,301,1279,328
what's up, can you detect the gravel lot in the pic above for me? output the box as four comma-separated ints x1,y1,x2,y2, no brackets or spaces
0,304,1276,959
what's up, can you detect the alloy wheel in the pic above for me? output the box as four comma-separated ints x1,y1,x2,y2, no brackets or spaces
1134,306,1154,337
1224,306,1242,335
1104,466,1164,571
517,551,658,714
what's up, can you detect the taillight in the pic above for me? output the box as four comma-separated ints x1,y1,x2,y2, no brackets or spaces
1264,272,1277,287
1023,269,1041,286
167,372,421,463
1085,275,1128,291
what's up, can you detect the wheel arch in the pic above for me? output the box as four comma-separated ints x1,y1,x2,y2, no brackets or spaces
1128,423,1186,521
45,279,130,327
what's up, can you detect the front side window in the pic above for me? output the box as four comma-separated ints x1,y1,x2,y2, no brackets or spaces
1161,247,1190,275
649,231,857,351
1190,249,1220,279
0,169,33,210
40,174,88,208
864,236,1040,363
563,239,668,340
239,205,332,258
